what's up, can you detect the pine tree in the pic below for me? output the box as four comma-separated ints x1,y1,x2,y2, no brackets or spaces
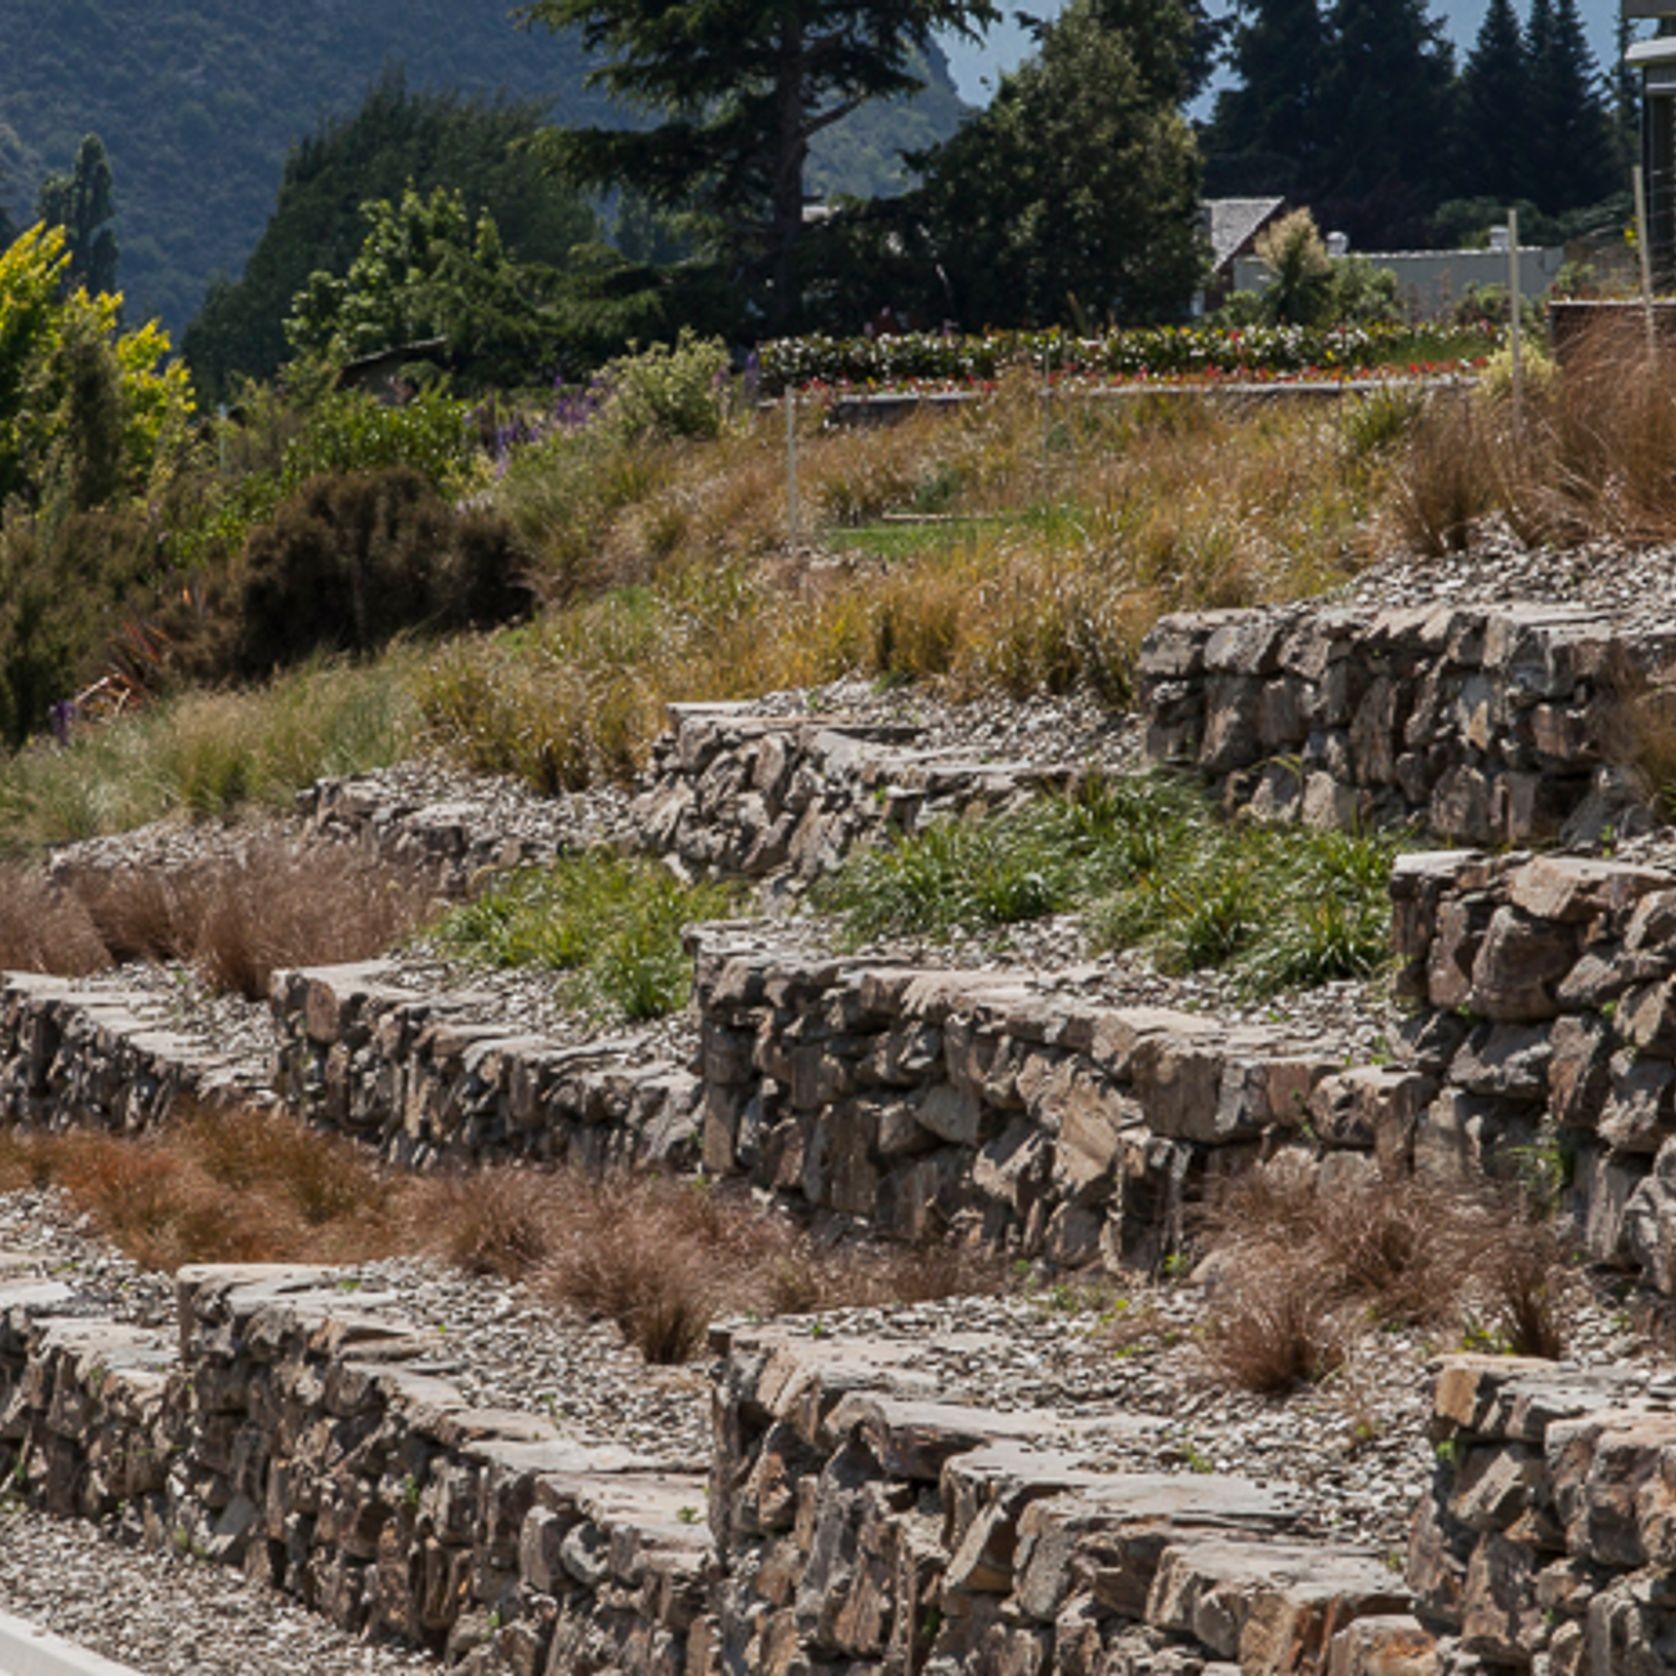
520,0,999,332
35,135,118,295
1310,0,1456,245
1459,0,1530,204
1526,0,1618,211
1208,0,1324,194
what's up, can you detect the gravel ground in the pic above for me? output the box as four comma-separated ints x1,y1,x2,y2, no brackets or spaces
0,1505,440,1675
773,1270,1653,1554
1332,524,1676,629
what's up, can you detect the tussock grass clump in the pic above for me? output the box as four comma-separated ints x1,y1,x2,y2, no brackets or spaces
9,1106,400,1272
58,843,436,1000
0,657,419,849
431,852,735,1020
821,774,1401,996
1196,1169,1578,1393
0,867,111,975
0,1110,1001,1365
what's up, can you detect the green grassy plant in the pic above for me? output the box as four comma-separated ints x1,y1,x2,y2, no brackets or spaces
0,656,419,848
821,775,1402,996
431,852,736,1019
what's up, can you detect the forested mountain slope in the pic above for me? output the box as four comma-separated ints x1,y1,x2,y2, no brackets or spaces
0,0,967,332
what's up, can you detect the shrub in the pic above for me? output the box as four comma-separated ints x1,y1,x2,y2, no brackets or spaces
598,329,730,443
232,468,528,678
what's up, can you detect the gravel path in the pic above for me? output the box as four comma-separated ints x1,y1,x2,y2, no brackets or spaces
0,1506,440,1675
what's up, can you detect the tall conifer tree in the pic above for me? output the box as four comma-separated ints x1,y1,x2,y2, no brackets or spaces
1311,0,1455,243
1460,0,1530,203
35,135,118,295
1526,0,1617,210
1209,0,1324,194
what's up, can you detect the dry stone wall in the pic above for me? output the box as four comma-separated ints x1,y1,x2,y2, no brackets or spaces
691,936,1347,1269
0,1263,712,1675
1386,847,1676,1298
1140,603,1672,844
0,1261,1447,1676
270,962,699,1172
708,1319,1428,1676
631,705,1078,882
0,971,257,1132
1408,1353,1676,1674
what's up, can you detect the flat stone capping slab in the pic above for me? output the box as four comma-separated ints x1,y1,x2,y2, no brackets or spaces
0,971,259,1135
0,1613,143,1676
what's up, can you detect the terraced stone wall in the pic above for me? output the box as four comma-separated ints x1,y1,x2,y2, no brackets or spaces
1140,603,1670,844
0,1265,711,1674
0,1262,1447,1676
691,938,1346,1269
1390,848,1676,1297
1408,1353,1676,1673
0,971,256,1131
709,1320,1427,1676
632,705,1077,881
269,962,699,1172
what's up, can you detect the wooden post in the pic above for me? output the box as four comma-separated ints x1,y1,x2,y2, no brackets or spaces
1507,209,1523,425
1635,162,1658,356
785,385,800,547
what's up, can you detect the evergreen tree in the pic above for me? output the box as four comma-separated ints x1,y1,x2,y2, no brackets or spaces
1459,0,1530,204
1208,0,1324,196
519,0,999,332
1526,0,1619,211
917,0,1203,326
1310,0,1455,245
35,135,118,295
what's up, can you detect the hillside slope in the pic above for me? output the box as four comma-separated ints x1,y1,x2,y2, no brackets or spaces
0,0,967,333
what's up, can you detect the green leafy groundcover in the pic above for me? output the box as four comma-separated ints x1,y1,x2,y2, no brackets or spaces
758,324,1497,394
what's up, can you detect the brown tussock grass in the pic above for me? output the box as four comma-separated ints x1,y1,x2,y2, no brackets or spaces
2,1111,1002,1364
57,841,437,1000
0,867,111,976
1194,1166,1577,1393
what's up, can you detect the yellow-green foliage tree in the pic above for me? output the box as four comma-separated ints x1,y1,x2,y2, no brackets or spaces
0,224,194,511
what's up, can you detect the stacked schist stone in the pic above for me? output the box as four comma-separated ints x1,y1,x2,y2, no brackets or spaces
631,704,1077,881
1139,603,1673,845
1410,1354,1676,1675
1391,848,1676,1298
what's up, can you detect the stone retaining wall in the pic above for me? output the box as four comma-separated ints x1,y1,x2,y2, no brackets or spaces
1408,1353,1676,1673
0,1261,1445,1676
1387,847,1676,1298
691,937,1350,1270
631,705,1078,883
0,1264,711,1674
1140,603,1672,844
270,962,699,1172
0,972,259,1131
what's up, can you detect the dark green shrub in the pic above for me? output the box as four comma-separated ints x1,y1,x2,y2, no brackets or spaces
231,467,527,676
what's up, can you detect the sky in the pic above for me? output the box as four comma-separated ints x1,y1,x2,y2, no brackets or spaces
938,0,1625,107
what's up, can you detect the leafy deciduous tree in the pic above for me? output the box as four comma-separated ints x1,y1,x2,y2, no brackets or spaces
916,0,1204,326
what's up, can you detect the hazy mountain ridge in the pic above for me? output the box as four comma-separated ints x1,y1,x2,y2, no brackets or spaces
0,0,969,333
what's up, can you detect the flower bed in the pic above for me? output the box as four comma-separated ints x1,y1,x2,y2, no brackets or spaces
757,323,1496,394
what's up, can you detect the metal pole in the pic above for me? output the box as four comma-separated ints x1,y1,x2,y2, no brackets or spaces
1635,163,1657,357
1507,209,1523,426
785,386,799,548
